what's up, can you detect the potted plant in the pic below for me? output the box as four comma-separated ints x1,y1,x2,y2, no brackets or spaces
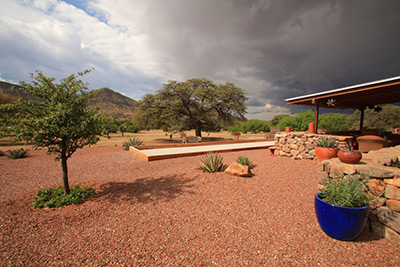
338,139,362,164
315,173,371,241
314,136,338,163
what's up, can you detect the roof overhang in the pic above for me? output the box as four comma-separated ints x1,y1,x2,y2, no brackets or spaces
285,76,400,109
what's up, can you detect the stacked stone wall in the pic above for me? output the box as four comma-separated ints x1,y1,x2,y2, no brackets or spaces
274,132,351,160
317,145,400,242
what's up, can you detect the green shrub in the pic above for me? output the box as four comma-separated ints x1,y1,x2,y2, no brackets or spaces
0,150,5,156
122,137,144,150
320,174,370,208
391,161,400,168
314,137,338,148
199,153,226,173
228,120,270,134
237,156,255,170
126,124,140,133
318,113,348,131
33,185,95,208
227,125,242,135
7,149,29,159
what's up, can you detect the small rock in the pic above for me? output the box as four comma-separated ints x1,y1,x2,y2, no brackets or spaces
224,162,251,177
384,178,400,187
387,200,400,212
385,185,400,200
366,179,386,195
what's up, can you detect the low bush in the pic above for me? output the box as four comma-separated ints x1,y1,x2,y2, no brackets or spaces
33,185,95,209
0,150,5,156
228,120,270,134
126,124,140,133
199,153,226,173
7,149,29,159
237,156,255,170
122,137,144,150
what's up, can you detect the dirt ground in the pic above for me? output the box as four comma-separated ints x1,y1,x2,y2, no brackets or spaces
1,146,399,266
0,129,267,151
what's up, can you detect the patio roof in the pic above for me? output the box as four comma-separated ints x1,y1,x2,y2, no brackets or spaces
286,76,400,109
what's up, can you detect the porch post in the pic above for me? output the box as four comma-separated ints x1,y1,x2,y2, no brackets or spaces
359,107,365,131
314,104,319,134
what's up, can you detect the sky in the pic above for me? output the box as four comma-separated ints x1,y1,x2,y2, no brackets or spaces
1,0,400,120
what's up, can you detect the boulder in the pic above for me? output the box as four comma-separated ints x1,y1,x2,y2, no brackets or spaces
224,162,251,177
375,206,400,234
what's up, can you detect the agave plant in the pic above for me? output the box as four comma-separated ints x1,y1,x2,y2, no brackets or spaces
314,136,338,148
122,137,144,150
237,156,255,170
7,149,29,159
199,153,226,173
321,174,371,208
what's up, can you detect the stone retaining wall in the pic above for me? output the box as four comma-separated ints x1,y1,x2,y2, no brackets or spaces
274,132,352,160
317,145,400,242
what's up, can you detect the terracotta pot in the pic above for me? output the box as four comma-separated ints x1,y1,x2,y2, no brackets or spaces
338,150,362,164
285,126,292,132
308,122,315,134
315,147,338,163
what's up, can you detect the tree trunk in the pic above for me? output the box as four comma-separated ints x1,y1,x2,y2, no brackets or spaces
61,147,70,195
195,124,202,137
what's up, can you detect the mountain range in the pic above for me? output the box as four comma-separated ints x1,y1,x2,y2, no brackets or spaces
0,81,137,119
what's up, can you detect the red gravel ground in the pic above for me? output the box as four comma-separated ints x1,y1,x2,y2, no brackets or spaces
1,146,399,266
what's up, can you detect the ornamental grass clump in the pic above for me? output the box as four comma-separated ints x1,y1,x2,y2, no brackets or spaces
33,185,95,208
199,153,226,173
7,149,29,159
321,174,370,208
237,156,255,170
123,137,144,150
315,136,338,148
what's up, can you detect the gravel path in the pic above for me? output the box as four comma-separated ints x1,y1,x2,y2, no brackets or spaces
0,146,399,266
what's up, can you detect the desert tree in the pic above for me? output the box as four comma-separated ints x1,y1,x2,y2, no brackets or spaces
134,78,247,137
0,70,104,194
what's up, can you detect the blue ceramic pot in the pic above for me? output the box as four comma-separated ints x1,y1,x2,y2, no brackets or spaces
314,193,369,241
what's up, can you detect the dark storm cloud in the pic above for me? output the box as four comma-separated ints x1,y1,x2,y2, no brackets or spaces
1,0,399,120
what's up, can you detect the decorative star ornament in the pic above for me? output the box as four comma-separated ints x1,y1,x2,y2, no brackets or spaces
326,98,336,107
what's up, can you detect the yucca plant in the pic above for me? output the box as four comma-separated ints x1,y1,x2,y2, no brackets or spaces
199,153,226,173
123,137,144,150
315,136,338,148
237,156,255,170
7,149,29,159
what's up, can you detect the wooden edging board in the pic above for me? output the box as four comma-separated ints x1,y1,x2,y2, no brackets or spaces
129,139,274,161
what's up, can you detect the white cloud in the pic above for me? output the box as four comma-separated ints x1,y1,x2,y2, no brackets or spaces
1,0,399,117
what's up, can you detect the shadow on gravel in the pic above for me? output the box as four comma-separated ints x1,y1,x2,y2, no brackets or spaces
98,175,196,204
353,227,384,243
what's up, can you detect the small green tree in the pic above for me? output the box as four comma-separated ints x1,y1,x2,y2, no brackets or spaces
0,70,103,195
101,114,118,138
270,114,290,126
319,113,348,131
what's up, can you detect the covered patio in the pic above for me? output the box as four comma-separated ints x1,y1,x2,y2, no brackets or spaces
285,76,400,134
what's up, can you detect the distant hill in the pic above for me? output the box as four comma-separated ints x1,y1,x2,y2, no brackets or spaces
0,81,137,119
89,88,137,118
